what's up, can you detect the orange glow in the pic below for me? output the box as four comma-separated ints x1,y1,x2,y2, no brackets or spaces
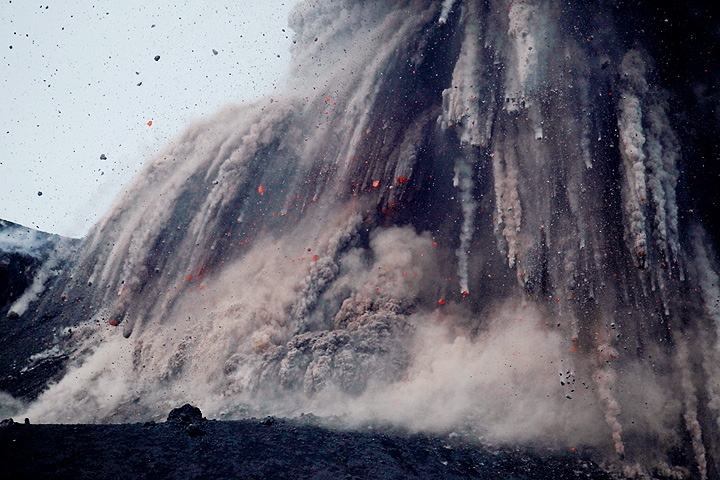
258,185,264,195
372,180,380,188
147,120,153,126
438,298,445,305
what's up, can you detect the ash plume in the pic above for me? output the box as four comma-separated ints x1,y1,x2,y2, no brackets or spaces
6,0,720,477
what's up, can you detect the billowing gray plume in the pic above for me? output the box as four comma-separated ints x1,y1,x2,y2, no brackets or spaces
7,1,720,478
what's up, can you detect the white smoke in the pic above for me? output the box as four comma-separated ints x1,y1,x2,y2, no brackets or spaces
7,238,76,317
438,0,457,25
328,303,608,446
504,0,546,113
440,0,491,147
594,342,625,457
676,338,708,480
491,148,522,268
453,155,476,294
645,98,681,267
617,50,650,270
0,220,56,256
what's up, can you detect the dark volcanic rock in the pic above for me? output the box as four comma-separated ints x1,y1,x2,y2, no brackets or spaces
184,423,205,437
167,403,207,437
167,403,204,424
0,415,617,480
0,220,80,401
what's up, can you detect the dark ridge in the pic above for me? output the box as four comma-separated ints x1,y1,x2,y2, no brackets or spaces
0,221,80,400
0,414,617,480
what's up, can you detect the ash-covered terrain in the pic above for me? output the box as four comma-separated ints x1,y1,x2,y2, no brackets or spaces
0,404,615,480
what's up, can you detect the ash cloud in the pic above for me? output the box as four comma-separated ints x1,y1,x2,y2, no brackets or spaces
8,0,720,477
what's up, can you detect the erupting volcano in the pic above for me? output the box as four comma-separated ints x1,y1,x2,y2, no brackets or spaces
3,1,720,478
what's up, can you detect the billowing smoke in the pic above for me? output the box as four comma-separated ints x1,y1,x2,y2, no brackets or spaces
7,240,76,318
7,0,720,477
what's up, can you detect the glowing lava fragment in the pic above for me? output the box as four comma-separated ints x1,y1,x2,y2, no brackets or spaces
147,120,153,126
61,295,67,301
258,185,264,195
312,255,319,261
461,290,469,297
438,298,445,305
372,180,380,188
109,321,118,326
396,176,408,184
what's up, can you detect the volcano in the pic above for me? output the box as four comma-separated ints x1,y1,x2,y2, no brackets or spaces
2,1,720,478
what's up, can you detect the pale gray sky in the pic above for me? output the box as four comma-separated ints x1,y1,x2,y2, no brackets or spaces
1,0,300,238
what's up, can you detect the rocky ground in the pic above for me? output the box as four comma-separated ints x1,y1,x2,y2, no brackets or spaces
0,404,613,480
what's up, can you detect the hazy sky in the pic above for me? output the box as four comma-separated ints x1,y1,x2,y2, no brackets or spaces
2,0,300,238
